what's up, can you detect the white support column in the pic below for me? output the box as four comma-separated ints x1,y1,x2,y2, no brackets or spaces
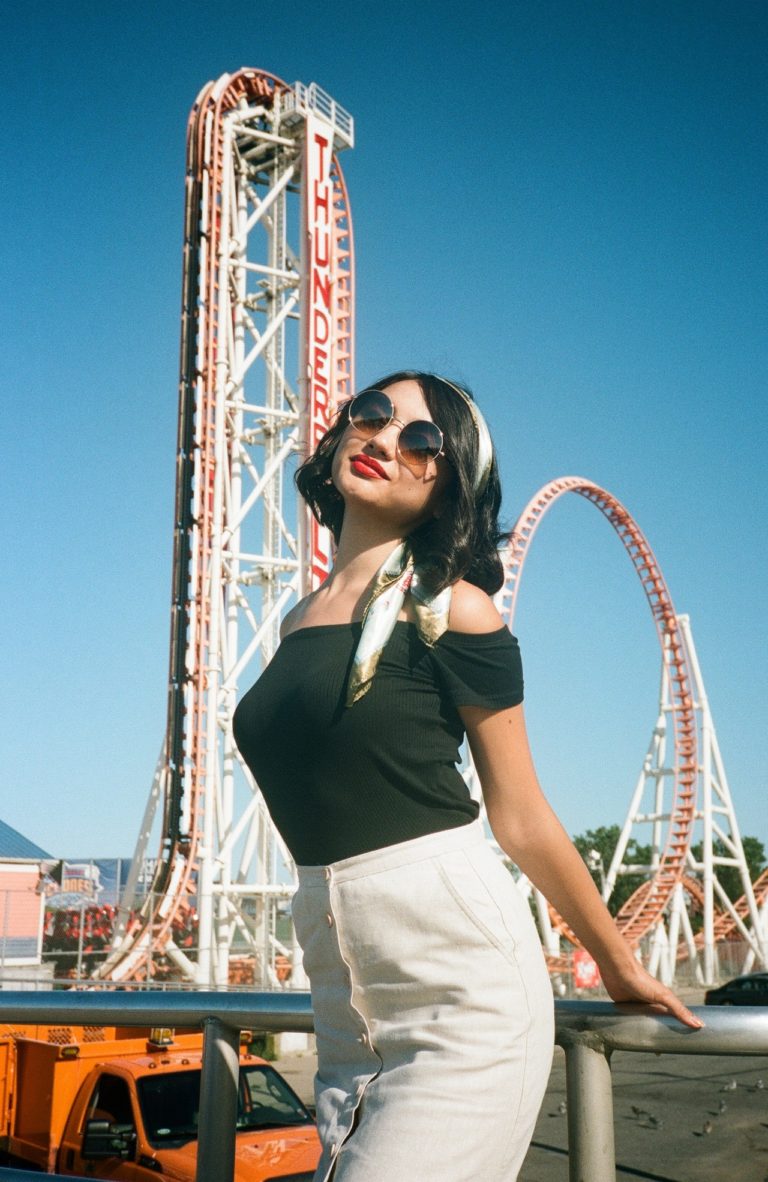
534,887,560,958
665,883,684,986
647,922,668,980
677,902,703,986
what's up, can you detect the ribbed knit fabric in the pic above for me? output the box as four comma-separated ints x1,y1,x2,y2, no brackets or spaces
232,621,523,864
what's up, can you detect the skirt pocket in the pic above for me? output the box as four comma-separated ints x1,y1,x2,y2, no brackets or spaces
435,849,519,965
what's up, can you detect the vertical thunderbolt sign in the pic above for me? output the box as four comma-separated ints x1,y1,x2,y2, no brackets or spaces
304,114,335,588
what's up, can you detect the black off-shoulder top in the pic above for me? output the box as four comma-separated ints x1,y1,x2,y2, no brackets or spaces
232,621,523,865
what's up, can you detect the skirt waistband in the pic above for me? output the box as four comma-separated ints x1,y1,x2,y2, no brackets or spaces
296,820,487,886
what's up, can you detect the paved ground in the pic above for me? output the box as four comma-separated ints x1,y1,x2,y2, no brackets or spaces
522,1048,768,1182
274,1033,768,1181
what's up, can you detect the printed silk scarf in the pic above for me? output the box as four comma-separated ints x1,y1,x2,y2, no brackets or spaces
345,541,451,706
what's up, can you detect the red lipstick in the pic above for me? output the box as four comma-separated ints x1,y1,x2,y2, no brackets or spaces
351,454,389,479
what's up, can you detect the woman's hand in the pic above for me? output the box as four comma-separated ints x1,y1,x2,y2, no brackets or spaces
598,957,704,1029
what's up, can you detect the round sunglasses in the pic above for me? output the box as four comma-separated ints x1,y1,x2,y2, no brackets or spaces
345,389,445,470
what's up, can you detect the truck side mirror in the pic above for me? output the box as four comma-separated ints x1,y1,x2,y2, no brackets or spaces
82,1119,136,1160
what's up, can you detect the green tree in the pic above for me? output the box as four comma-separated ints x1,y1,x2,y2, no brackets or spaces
573,827,767,919
572,825,653,917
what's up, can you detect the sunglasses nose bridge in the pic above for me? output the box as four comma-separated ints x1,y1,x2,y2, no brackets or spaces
362,410,403,442
348,392,442,470
380,414,407,437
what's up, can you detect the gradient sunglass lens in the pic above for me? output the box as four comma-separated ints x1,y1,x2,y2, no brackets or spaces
348,390,393,435
398,421,443,465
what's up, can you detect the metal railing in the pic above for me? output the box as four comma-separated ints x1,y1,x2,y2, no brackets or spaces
0,991,766,1182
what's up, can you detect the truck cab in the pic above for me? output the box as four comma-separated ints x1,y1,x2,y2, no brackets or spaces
2,1026,320,1180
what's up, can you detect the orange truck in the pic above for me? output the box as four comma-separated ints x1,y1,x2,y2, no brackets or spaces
0,1023,320,1180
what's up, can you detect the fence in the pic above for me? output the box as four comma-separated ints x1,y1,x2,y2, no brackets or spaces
0,879,757,987
0,990,766,1182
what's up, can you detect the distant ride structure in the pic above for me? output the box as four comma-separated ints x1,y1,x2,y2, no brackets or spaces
500,478,767,985
98,68,353,986
97,70,766,990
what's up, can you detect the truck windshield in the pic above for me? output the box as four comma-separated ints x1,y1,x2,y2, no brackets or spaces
137,1065,312,1147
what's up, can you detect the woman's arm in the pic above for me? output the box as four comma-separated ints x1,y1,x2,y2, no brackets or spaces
447,581,702,1026
460,700,703,1028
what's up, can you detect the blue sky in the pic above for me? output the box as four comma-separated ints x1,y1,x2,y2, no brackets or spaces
2,1,766,860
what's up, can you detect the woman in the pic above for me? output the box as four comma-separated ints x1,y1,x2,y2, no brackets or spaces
233,371,702,1182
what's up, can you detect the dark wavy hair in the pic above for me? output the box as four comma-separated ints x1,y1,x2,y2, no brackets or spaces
295,371,505,594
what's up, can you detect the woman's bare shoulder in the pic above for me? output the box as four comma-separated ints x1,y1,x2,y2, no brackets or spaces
279,596,315,640
447,580,505,633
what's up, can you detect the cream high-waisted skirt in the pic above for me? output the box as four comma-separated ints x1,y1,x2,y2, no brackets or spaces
292,820,555,1182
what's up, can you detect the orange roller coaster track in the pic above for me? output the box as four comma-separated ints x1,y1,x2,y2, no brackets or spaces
501,477,698,948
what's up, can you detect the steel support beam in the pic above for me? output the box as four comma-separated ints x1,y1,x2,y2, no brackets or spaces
197,1017,241,1182
562,1033,615,1182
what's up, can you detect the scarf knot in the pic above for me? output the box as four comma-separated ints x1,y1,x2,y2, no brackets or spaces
346,542,451,706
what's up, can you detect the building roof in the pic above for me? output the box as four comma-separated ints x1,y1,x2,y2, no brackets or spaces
0,819,51,861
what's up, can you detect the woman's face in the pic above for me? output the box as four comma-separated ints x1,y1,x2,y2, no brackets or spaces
331,379,453,532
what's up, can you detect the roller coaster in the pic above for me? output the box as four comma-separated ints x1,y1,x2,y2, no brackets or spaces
97,69,767,989
500,481,767,984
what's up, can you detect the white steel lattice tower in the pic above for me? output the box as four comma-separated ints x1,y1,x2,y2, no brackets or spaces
606,615,768,987
100,69,354,986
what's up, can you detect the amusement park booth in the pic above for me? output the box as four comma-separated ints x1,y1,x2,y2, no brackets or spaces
0,819,52,988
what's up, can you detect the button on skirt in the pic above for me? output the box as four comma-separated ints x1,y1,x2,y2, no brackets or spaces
292,821,555,1182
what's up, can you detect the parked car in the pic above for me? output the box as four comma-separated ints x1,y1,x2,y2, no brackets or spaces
704,972,768,1006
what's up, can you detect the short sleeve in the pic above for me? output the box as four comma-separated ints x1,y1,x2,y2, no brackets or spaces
429,626,524,710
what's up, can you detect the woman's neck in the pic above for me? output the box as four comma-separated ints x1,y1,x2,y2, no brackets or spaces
329,521,403,595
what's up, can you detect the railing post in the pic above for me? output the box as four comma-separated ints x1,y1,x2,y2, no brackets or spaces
562,1031,616,1182
196,1017,240,1182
